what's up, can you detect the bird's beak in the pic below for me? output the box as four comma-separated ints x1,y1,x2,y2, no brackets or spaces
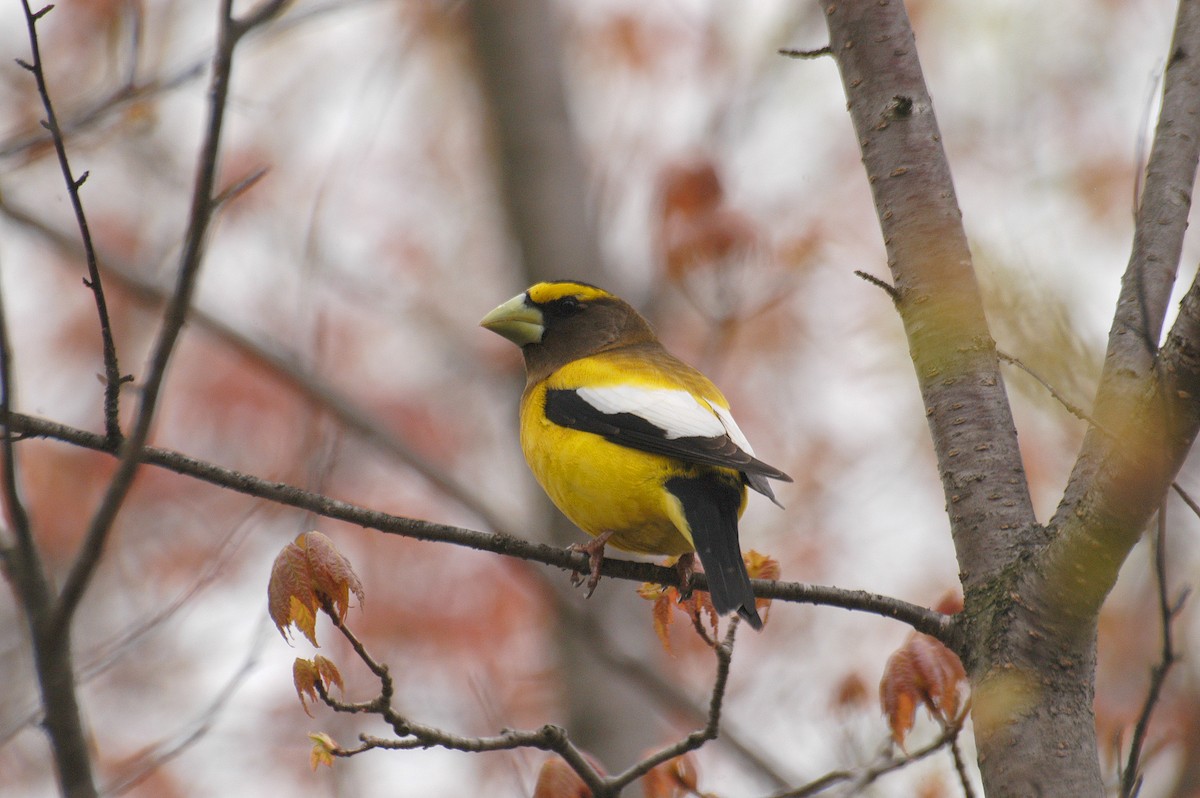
480,292,544,346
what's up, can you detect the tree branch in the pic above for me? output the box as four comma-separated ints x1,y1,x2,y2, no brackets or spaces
1120,508,1188,798
15,0,124,443
49,0,292,639
0,198,515,537
3,408,951,642
1039,0,1200,637
602,623,738,793
319,601,739,797
816,0,1035,594
767,716,969,798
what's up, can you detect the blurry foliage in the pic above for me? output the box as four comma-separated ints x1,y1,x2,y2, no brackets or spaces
0,0,1198,796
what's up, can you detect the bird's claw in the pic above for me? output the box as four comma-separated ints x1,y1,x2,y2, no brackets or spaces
568,531,614,598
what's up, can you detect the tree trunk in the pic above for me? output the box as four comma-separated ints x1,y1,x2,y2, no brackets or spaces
817,1,1200,794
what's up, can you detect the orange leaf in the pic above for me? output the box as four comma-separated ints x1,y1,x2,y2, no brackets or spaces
679,590,719,640
880,631,968,750
641,552,758,650
267,531,364,645
294,658,319,718
313,655,343,694
269,540,318,645
308,732,338,770
743,550,780,623
533,758,593,798
299,531,365,624
293,656,343,718
639,582,676,654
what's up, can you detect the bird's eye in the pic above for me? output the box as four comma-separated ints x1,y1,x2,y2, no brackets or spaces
556,296,583,315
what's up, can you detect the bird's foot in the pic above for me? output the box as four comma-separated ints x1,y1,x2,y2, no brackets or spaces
567,530,614,598
674,552,697,600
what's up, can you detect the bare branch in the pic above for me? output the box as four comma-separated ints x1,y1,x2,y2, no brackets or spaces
767,718,968,798
2,408,952,642
778,46,832,60
0,242,37,583
318,606,610,792
50,0,292,638
603,623,738,793
817,0,1035,593
0,198,515,536
318,602,738,797
17,0,123,443
0,1,377,164
1120,508,1188,798
1046,0,1200,611
567,602,793,788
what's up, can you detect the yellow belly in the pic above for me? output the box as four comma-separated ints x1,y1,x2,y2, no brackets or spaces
520,389,697,556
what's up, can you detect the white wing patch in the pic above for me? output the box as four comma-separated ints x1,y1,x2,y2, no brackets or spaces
709,403,756,456
574,385,726,440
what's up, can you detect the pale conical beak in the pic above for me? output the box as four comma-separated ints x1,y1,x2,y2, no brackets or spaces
480,292,544,346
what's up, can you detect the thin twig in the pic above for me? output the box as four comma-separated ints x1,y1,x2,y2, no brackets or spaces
319,601,738,796
0,0,365,162
566,601,793,787
1,409,952,642
603,622,739,794
49,0,293,640
0,197,515,536
319,607,609,793
1119,506,1188,798
0,233,37,578
767,720,965,798
854,269,900,303
950,732,977,798
997,350,1096,426
779,46,832,59
997,350,1200,526
17,0,124,443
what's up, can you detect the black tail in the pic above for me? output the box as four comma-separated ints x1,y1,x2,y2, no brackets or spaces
666,474,763,630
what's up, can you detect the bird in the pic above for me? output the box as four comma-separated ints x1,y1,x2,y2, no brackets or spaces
480,280,791,630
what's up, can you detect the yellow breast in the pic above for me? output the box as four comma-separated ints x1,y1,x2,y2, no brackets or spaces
520,382,694,554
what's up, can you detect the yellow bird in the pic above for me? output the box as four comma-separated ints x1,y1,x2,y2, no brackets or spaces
480,281,790,629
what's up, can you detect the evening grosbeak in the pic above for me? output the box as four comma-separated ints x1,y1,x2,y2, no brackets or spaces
480,281,791,630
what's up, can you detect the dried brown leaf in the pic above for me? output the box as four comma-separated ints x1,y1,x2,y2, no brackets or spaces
268,540,318,644
293,656,344,718
267,531,364,646
299,531,365,624
293,658,320,718
880,631,968,750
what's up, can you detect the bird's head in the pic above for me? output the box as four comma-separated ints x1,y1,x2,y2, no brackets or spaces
480,281,656,376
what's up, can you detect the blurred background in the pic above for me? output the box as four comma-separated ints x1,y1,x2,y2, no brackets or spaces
1,0,1198,795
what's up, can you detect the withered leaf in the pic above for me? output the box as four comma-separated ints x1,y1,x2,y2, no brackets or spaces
880,630,968,750
268,531,364,646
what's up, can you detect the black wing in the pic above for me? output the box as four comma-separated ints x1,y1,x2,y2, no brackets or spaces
544,388,791,501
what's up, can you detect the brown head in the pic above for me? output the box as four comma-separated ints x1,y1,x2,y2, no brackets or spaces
480,281,657,383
